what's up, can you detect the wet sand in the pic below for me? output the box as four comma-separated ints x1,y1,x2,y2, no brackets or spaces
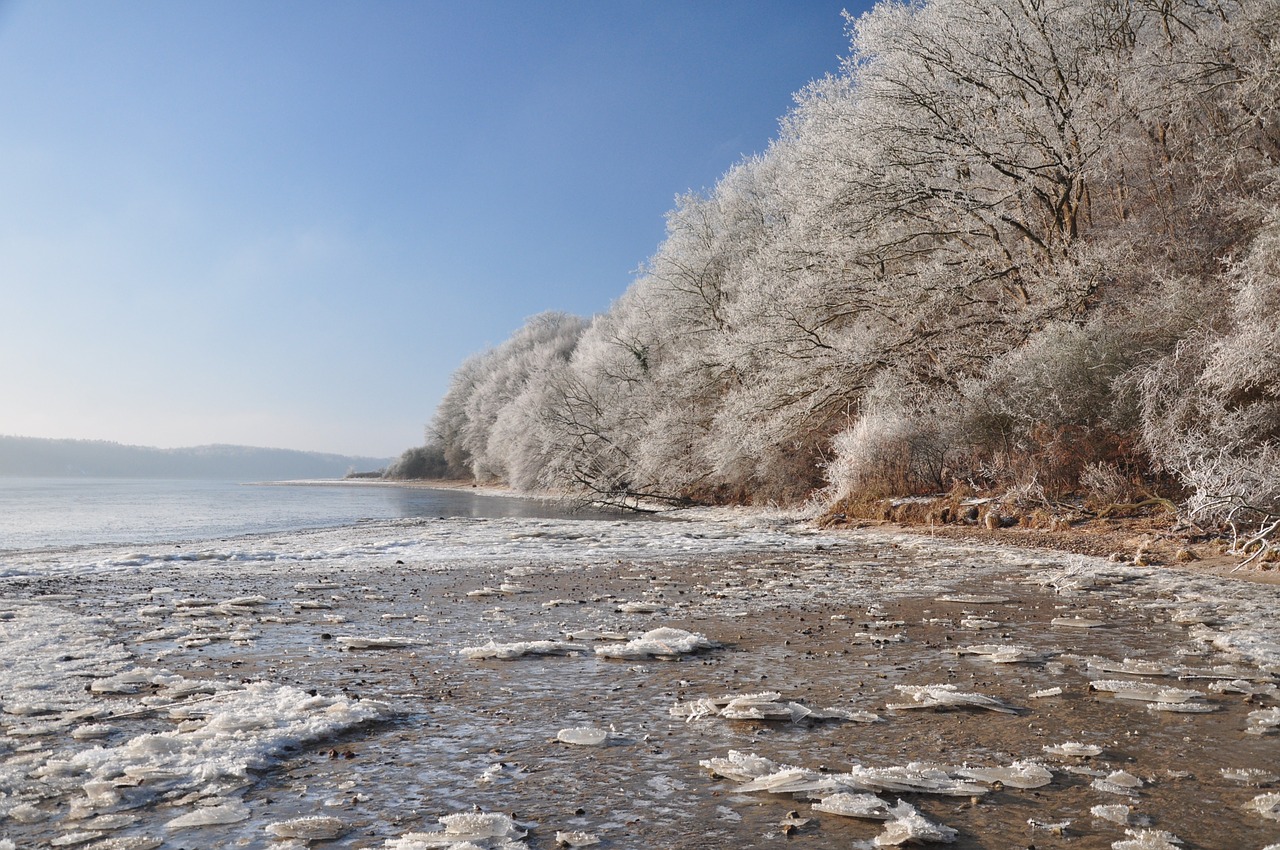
2,517,1278,849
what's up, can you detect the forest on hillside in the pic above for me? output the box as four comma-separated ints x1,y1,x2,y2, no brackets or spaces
0,436,389,480
390,0,1280,560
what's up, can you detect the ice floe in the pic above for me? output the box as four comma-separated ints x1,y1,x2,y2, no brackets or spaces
385,811,527,849
1051,616,1106,628
1089,680,1209,706
887,684,1019,713
872,801,958,845
1043,742,1103,757
264,815,347,840
459,640,582,660
1247,792,1280,820
39,683,382,827
936,594,1009,604
335,635,419,650
556,727,608,746
166,799,250,828
671,692,880,724
1092,770,1145,795
956,761,1053,788
813,792,895,819
700,750,988,798
1112,828,1183,849
593,627,714,660
1207,679,1280,698
1091,804,1136,825
1087,658,1174,676
1245,706,1280,735
955,644,1043,663
1221,767,1279,784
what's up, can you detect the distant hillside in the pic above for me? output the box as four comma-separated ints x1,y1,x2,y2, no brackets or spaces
0,436,391,480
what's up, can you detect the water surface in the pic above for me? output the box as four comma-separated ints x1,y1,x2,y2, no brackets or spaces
0,477,625,552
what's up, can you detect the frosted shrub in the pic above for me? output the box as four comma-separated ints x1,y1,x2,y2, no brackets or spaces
826,406,947,501
952,321,1142,494
1080,462,1138,506
1138,215,1280,560
383,444,452,480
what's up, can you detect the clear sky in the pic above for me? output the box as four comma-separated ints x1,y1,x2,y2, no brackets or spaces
0,1,870,459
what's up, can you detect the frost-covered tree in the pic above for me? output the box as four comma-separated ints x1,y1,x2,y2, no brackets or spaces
400,0,1280,532
1138,210,1280,559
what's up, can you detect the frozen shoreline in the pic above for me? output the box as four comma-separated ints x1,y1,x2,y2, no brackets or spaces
2,512,1279,848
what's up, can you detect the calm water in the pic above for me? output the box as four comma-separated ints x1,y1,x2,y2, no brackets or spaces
0,477,620,552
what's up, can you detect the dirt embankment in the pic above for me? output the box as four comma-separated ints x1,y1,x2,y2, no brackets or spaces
820,493,1280,586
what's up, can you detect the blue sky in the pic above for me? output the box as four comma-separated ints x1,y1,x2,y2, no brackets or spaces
0,1,869,459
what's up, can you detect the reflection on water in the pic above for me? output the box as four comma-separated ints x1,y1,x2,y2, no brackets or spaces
377,483,647,522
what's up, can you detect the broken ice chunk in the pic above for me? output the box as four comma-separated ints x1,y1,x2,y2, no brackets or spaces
219,595,268,607
670,697,722,722
848,763,987,797
700,750,785,782
594,627,713,660
556,727,608,746
1051,616,1106,628
1247,792,1280,821
1043,742,1102,757
1030,687,1063,698
459,640,581,660
1092,770,1144,795
165,799,250,828
386,812,527,848
718,692,794,721
735,767,832,795
265,816,346,840
959,618,1002,630
1207,679,1280,698
672,692,879,725
957,644,1042,663
555,831,601,847
1221,767,1279,785
71,724,116,740
813,792,894,819
617,601,664,614
1245,706,1280,735
1087,658,1173,677
887,684,1018,714
1147,701,1217,713
335,636,418,650
1112,828,1182,849
956,760,1053,789
436,812,526,842
873,801,957,845
1091,804,1133,825
936,594,1009,604
1089,680,1207,705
